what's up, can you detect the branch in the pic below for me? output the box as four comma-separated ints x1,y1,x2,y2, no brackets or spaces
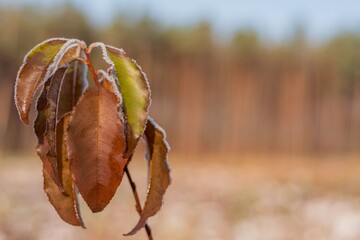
125,165,153,240
84,50,100,87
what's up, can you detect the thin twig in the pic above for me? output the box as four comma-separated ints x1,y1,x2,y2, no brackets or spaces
84,50,100,87
76,57,88,65
125,165,153,240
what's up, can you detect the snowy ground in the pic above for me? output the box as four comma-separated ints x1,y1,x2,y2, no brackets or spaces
1,154,360,240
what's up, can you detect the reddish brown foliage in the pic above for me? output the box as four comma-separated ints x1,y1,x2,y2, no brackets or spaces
14,38,171,239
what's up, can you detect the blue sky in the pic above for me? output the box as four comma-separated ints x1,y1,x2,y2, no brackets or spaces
1,0,360,41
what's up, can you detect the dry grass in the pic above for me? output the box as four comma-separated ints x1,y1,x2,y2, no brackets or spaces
1,154,360,240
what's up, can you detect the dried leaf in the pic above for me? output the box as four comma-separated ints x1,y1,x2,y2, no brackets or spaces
36,140,61,189
34,68,68,190
34,45,86,188
45,67,67,157
58,44,81,67
67,86,127,212
34,79,51,145
99,70,118,95
125,117,171,236
57,60,88,120
92,43,151,157
15,38,79,124
42,68,68,189
43,113,85,227
34,44,84,145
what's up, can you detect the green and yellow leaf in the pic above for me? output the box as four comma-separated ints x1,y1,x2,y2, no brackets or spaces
91,42,151,157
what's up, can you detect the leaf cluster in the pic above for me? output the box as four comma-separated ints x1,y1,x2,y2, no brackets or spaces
14,38,171,237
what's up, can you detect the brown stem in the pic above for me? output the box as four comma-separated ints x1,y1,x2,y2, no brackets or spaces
76,57,88,65
84,50,100,87
125,165,153,240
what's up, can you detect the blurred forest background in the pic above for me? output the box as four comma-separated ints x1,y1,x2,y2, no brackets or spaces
1,3,360,240
1,5,360,157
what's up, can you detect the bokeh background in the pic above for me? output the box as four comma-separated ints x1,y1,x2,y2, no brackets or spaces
1,0,360,239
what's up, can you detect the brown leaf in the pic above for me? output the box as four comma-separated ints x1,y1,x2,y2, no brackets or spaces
35,57,86,189
36,140,59,188
45,67,67,158
66,86,127,212
34,45,85,145
58,44,81,67
34,68,68,190
99,71,117,94
40,68,68,189
15,38,79,124
57,57,88,120
125,117,171,236
43,113,85,227
34,79,51,145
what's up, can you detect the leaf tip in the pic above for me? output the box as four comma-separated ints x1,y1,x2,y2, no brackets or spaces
21,114,30,125
89,205,105,213
123,223,144,236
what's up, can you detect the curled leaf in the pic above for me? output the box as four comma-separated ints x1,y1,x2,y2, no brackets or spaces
15,38,80,124
98,70,119,97
125,117,171,236
45,67,67,158
36,140,61,189
34,47,87,189
43,113,85,227
66,86,127,212
34,44,85,145
34,78,51,145
34,68,68,190
57,60,88,119
91,42,151,157
58,44,82,67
